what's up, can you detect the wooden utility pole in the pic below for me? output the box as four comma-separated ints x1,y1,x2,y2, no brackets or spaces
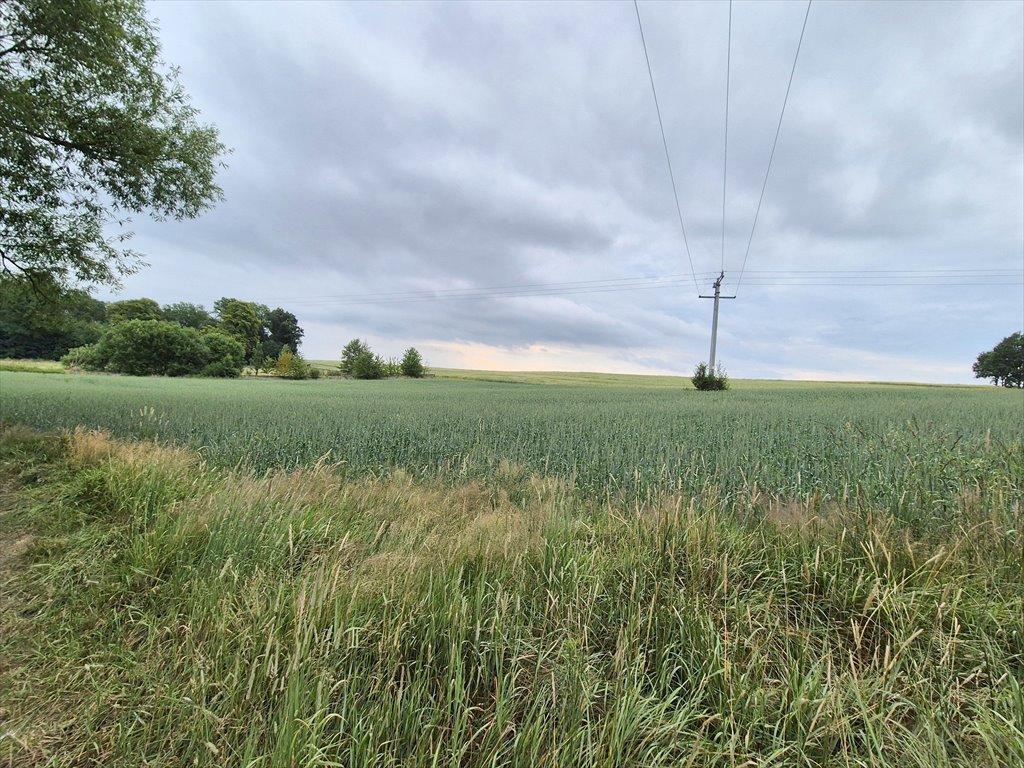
699,271,736,370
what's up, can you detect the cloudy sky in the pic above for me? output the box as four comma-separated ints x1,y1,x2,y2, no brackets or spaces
103,0,1023,383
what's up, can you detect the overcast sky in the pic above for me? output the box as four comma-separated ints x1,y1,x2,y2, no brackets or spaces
103,0,1024,383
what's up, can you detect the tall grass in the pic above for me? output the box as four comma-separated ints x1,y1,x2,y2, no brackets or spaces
2,426,1021,767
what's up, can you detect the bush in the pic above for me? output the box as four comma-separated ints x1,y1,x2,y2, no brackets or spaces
62,344,106,371
199,331,245,378
276,345,318,379
60,320,244,377
692,362,729,391
401,347,425,378
351,350,384,380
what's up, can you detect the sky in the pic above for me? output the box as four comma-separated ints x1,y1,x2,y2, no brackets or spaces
102,0,1024,383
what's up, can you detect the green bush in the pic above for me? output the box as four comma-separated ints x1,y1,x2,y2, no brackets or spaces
352,350,384,380
276,345,318,379
61,343,106,371
199,331,245,378
401,347,425,378
60,320,244,377
692,362,729,391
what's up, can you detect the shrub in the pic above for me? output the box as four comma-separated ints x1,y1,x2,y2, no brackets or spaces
199,331,245,378
276,345,317,380
62,343,106,371
692,362,729,391
351,350,384,380
60,321,244,377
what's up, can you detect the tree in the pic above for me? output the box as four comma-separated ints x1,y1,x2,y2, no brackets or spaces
0,0,227,289
400,347,425,378
265,308,303,352
106,297,161,324
340,338,371,376
0,274,104,358
276,345,295,378
163,302,214,329
216,298,261,360
973,333,1024,388
250,344,267,376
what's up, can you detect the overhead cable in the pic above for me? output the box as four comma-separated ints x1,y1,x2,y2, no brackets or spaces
735,0,813,292
262,268,1022,306
721,0,732,273
633,0,700,290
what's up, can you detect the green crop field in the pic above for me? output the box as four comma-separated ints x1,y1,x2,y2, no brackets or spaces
1,371,1020,512
1,370,1022,766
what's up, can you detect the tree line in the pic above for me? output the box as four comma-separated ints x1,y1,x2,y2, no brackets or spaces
0,277,310,378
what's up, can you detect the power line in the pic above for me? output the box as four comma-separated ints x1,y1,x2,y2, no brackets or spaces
735,0,813,292
258,269,1022,307
633,0,700,291
721,0,732,274
278,274,695,303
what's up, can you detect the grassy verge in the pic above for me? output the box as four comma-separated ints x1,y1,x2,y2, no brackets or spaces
0,359,64,374
1,425,1022,767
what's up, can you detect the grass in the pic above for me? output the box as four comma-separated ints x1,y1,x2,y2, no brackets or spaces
1,424,1021,766
0,359,64,374
1,370,1021,765
1,371,1020,513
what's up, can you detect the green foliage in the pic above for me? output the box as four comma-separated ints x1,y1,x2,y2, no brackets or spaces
0,275,104,358
264,307,303,352
340,338,371,376
275,345,295,377
215,298,261,360
0,0,226,288
250,345,267,375
351,349,384,380
162,302,214,329
400,347,425,378
60,342,106,371
105,297,161,324
275,345,318,380
973,332,1024,388
61,319,243,377
691,362,729,391
198,330,245,378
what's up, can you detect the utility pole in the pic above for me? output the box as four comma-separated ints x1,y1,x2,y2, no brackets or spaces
699,271,736,370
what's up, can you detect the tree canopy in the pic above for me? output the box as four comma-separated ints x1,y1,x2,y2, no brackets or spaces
265,308,303,355
162,302,214,329
106,297,161,324
0,0,226,288
0,274,103,358
973,332,1023,388
215,298,261,359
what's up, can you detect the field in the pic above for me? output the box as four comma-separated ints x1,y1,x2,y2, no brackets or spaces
1,371,1019,509
1,370,1022,766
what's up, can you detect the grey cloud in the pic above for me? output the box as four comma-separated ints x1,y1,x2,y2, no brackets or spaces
114,0,1024,382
